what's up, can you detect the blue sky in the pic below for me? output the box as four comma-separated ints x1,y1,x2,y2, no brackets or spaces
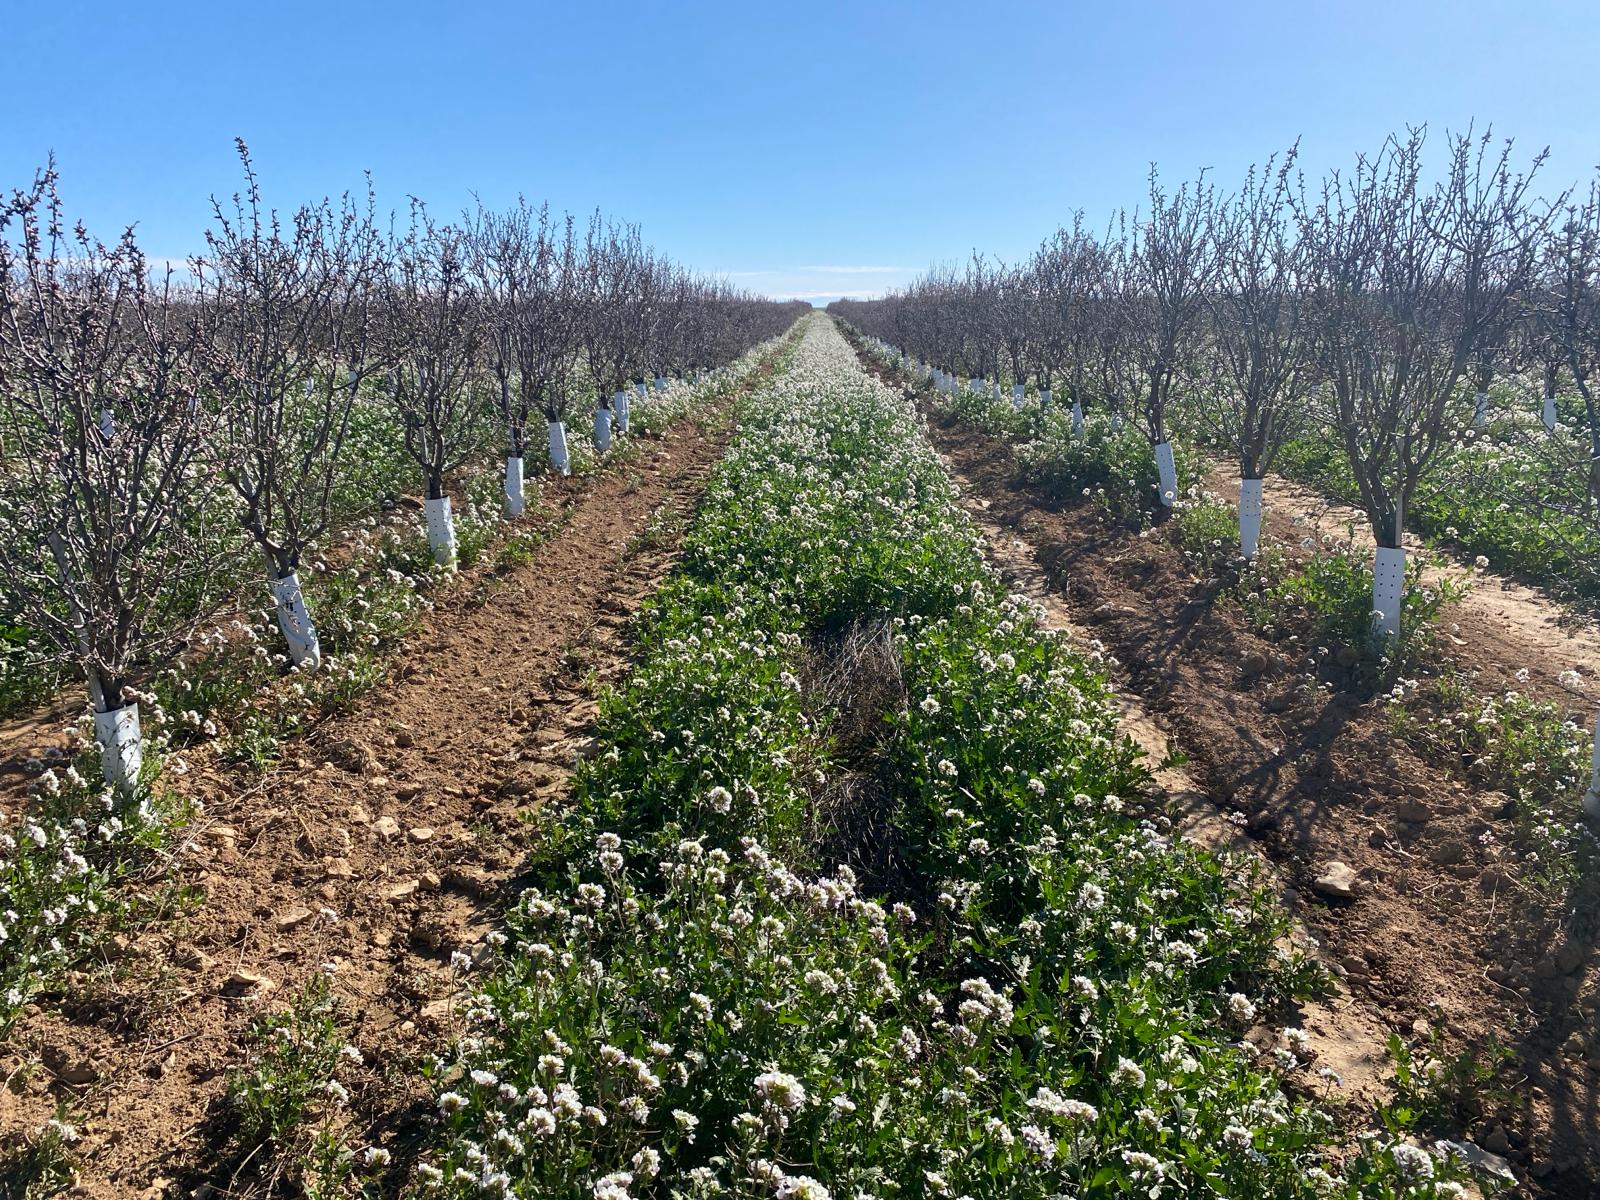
5,0,1598,303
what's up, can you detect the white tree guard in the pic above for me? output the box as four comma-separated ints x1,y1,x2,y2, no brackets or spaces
272,571,322,669
1040,388,1052,409
654,375,667,392
1544,394,1558,432
98,408,115,440
990,381,1002,400
1474,391,1489,429
614,389,631,435
1012,383,1025,411
547,419,571,476
1153,441,1178,507
1239,478,1264,558
504,455,525,517
969,376,982,394
94,702,142,793
1072,398,1084,435
1111,412,1124,432
1371,545,1407,639
594,404,613,452
425,496,456,567
1584,712,1600,818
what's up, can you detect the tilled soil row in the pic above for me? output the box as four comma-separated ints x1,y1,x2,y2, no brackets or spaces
0,404,738,1196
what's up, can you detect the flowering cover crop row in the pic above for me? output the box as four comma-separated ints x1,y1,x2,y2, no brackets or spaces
414,318,1459,1199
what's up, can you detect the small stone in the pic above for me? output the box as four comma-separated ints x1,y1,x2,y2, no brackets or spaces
275,906,314,932
373,816,401,839
1483,1124,1512,1155
1436,1139,1515,1183
1410,1018,1433,1040
396,783,423,801
394,730,415,749
323,857,355,879
408,826,434,843
1479,869,1513,893
1555,941,1585,975
222,970,276,997
1312,861,1358,900
42,1046,98,1085
419,871,442,891
174,946,212,971
385,879,420,901
1394,799,1433,823
348,804,372,825
446,867,495,897
1239,652,1271,678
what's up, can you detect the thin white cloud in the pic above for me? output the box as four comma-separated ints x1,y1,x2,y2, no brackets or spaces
794,265,908,275
762,287,892,301
719,265,910,279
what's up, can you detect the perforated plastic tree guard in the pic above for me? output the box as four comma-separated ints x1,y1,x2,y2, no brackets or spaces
1372,546,1407,639
425,495,456,567
272,572,321,668
547,420,571,476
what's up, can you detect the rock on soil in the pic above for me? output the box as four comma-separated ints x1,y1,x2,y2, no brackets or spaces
1312,860,1359,900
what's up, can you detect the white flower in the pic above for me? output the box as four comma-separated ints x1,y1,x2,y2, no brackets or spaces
1113,1056,1147,1089
776,1177,831,1200
754,1070,807,1111
1390,1143,1435,1182
437,1090,467,1114
919,696,941,715
1122,1150,1163,1180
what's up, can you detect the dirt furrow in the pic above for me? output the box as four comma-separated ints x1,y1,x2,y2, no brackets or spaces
0,407,736,1195
945,454,1398,1136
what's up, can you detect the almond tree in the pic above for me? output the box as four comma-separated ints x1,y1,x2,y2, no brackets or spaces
0,167,233,790
381,207,487,567
1542,173,1600,517
578,217,639,454
995,263,1036,408
1036,217,1109,433
1295,129,1549,637
1107,170,1217,507
198,141,388,669
468,200,580,492
1199,151,1310,556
